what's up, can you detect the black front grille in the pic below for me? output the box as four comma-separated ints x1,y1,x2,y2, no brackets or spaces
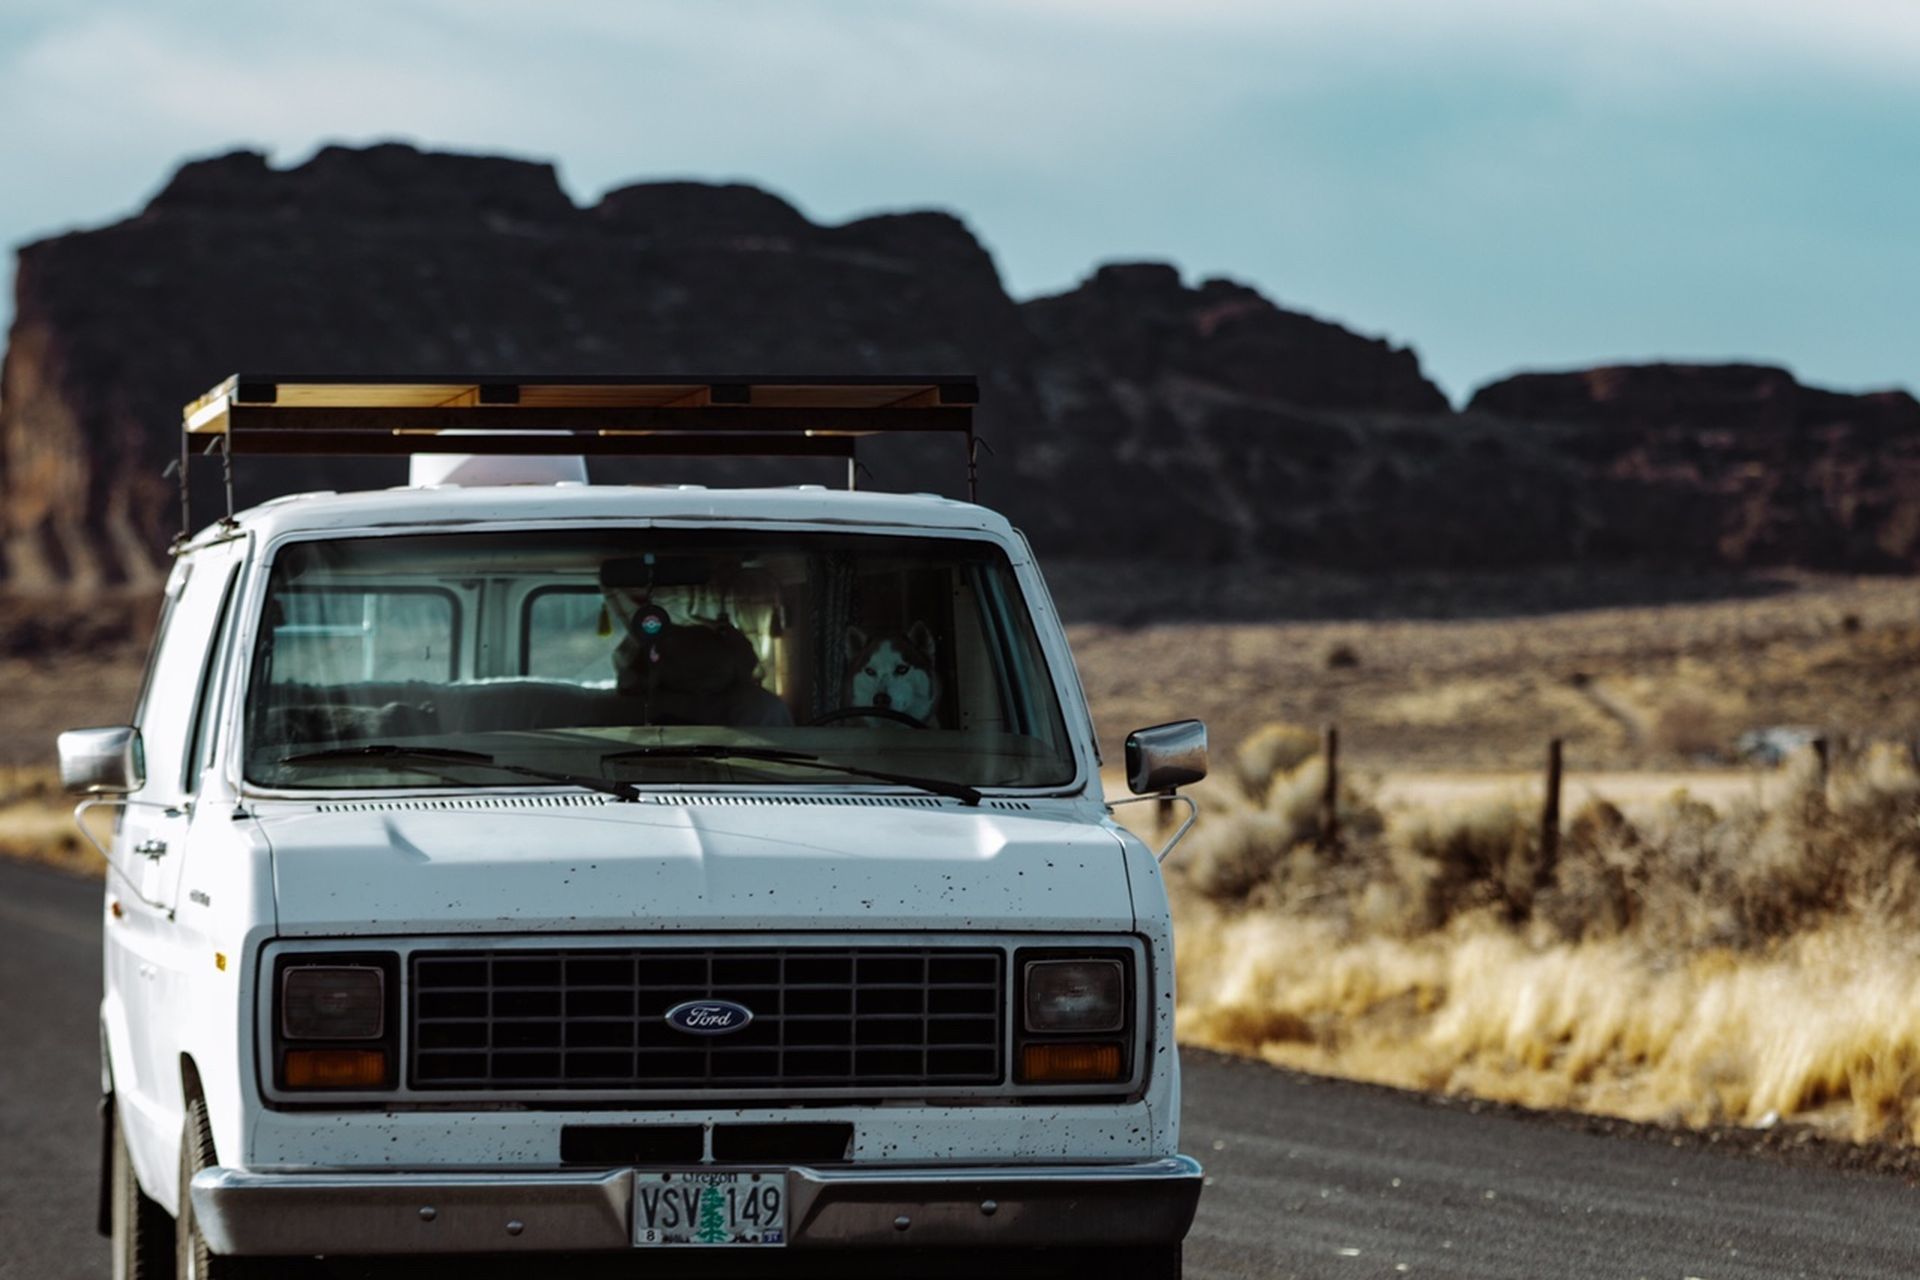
409,947,1005,1093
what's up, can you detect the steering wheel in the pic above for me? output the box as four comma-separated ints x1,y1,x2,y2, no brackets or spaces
806,705,929,729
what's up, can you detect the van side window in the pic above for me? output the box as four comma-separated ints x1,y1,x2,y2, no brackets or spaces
183,564,243,792
134,549,240,802
131,565,190,730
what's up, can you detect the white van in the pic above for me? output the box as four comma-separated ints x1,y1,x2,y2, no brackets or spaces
62,377,1206,1278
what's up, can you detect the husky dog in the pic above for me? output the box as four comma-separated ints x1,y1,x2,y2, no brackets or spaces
845,622,941,726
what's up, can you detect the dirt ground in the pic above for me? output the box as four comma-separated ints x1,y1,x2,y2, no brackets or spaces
1059,569,1920,771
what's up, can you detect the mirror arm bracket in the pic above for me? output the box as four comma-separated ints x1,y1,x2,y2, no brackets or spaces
71,797,119,863
73,798,146,902
1109,790,1200,863
72,797,182,917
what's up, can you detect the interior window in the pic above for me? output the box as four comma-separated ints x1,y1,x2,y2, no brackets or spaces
524,588,619,685
270,588,458,685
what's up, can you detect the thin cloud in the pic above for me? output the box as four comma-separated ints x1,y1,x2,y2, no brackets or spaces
975,0,1920,78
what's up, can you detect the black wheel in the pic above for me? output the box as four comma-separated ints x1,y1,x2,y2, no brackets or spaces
177,1097,279,1280
806,705,929,729
111,1104,172,1280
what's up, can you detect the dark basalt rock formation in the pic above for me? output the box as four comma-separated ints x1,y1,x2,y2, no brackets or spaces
1023,262,1445,415
1469,364,1920,567
1,143,1915,591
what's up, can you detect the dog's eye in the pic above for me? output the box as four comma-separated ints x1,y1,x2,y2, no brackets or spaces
894,664,908,676
864,667,876,677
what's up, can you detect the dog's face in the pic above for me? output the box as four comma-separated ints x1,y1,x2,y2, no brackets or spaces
845,622,940,724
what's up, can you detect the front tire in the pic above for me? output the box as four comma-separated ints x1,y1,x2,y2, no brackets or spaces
176,1097,276,1280
110,1104,172,1280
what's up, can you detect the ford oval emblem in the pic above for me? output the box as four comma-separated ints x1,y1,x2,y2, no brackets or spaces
664,999,754,1036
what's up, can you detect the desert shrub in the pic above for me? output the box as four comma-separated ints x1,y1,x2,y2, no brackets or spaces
1231,722,1321,803
1199,728,1920,942
1538,799,1647,941
1652,693,1725,760
1184,808,1306,902
1185,733,1384,904
1266,755,1382,838
1545,747,1920,952
1391,798,1537,927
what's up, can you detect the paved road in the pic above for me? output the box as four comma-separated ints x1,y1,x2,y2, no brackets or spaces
4,856,1918,1278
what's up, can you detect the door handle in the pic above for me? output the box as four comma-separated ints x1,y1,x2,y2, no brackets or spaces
133,838,168,860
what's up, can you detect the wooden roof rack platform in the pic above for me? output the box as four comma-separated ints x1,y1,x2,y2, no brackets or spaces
176,374,981,534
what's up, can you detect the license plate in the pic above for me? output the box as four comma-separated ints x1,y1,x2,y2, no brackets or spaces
632,1171,787,1247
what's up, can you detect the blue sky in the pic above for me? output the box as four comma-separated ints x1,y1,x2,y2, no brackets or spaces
1,0,1915,403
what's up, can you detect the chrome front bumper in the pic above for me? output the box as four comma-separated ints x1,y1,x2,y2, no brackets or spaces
190,1157,1204,1256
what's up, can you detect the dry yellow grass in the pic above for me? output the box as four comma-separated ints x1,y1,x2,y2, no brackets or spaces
1178,909,1920,1142
1169,731,1920,1143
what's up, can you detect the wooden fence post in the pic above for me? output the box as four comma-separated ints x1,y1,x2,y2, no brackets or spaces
1537,737,1563,892
1319,724,1340,850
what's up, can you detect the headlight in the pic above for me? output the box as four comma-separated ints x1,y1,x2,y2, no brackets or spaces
282,966,385,1040
273,952,399,1092
1023,958,1125,1033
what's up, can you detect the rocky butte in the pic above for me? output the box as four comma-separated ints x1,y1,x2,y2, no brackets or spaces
1,143,1916,595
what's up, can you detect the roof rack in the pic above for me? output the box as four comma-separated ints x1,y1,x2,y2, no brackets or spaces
175,374,981,537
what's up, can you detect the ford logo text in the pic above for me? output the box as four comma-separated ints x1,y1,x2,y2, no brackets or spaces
663,999,755,1036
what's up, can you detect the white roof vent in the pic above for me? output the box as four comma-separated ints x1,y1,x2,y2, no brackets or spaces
408,454,588,487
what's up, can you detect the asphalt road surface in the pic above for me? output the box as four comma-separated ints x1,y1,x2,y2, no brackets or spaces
4,856,1917,1279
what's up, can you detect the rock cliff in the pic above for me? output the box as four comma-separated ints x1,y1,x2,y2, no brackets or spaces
1469,364,1920,567
1,143,1915,591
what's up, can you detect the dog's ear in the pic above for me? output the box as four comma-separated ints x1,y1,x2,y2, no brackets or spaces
844,625,869,665
906,620,937,661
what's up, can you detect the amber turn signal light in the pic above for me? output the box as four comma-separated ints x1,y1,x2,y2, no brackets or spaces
1019,1041,1125,1083
283,1048,388,1089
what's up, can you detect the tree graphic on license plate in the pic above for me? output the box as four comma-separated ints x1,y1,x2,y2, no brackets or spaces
695,1186,731,1243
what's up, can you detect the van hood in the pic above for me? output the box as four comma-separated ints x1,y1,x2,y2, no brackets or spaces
253,797,1136,937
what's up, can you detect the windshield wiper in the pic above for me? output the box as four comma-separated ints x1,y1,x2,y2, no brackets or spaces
600,744,983,807
278,744,641,803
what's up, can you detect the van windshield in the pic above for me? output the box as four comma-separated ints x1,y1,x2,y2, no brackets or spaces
243,529,1078,793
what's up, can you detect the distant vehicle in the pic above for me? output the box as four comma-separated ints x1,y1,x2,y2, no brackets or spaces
1734,725,1822,766
62,376,1206,1278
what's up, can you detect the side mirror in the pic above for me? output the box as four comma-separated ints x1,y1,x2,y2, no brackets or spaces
57,726,144,796
1125,720,1207,795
